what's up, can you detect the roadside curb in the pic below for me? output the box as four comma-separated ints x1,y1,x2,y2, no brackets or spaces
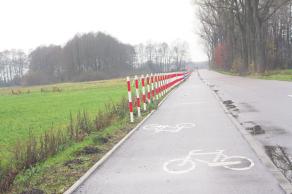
202,78,292,194
64,78,182,194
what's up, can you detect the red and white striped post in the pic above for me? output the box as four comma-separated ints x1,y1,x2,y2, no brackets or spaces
151,73,155,101
155,74,159,100
162,74,166,95
146,74,151,103
158,73,163,98
126,77,134,123
141,75,147,111
134,75,141,117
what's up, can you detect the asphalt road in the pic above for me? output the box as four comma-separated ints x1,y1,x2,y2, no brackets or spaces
73,73,284,194
199,70,292,155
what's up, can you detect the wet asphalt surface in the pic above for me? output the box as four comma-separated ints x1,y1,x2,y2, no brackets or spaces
199,70,292,156
72,73,284,194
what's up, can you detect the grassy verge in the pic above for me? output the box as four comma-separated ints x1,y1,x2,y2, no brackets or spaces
7,101,156,194
249,69,292,81
10,118,139,193
215,69,292,81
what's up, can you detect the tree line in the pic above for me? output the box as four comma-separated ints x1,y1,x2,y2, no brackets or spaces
134,40,190,73
195,0,292,74
0,32,190,86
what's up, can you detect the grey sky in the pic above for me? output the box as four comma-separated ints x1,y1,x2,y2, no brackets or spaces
0,0,207,61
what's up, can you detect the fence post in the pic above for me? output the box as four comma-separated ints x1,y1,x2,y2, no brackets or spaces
155,74,159,100
163,74,166,95
141,75,147,111
151,73,155,101
134,75,141,117
146,74,151,103
126,77,134,123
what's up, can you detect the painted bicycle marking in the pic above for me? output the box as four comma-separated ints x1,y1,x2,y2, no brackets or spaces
163,149,254,174
143,123,196,133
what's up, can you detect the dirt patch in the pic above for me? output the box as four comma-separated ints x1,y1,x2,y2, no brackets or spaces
20,188,45,194
226,104,237,109
77,146,101,155
222,100,239,113
233,108,240,112
223,100,233,105
94,135,110,144
246,125,265,135
64,158,84,169
265,146,292,182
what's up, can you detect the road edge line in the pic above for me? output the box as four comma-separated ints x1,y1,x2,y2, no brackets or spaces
203,79,292,194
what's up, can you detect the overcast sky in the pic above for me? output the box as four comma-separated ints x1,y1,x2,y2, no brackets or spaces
0,0,207,61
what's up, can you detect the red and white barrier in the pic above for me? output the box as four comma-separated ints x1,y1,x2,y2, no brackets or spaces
141,75,147,111
126,71,192,122
126,76,134,123
134,75,141,117
146,74,151,103
155,74,159,100
151,73,155,100
159,74,163,98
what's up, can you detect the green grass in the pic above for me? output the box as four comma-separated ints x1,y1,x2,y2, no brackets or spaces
11,119,133,193
0,77,159,193
250,69,292,81
216,70,239,76
216,69,292,81
0,79,126,164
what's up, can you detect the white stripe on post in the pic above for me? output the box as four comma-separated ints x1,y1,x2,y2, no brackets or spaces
134,75,141,117
165,74,169,93
141,75,147,111
126,77,134,123
163,74,166,95
150,73,155,101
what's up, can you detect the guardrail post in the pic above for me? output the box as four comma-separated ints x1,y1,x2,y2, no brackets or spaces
146,74,151,103
151,73,155,101
134,75,141,117
141,75,147,111
126,77,134,123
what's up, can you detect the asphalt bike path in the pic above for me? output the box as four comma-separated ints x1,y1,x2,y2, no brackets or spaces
73,74,284,194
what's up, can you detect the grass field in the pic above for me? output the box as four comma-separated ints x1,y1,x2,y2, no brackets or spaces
0,79,126,166
0,77,159,193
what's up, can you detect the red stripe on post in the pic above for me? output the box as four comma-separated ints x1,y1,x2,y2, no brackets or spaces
127,82,131,91
135,79,139,89
129,101,133,112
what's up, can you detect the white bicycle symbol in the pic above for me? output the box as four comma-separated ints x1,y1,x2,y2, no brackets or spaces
163,150,254,174
143,123,196,133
